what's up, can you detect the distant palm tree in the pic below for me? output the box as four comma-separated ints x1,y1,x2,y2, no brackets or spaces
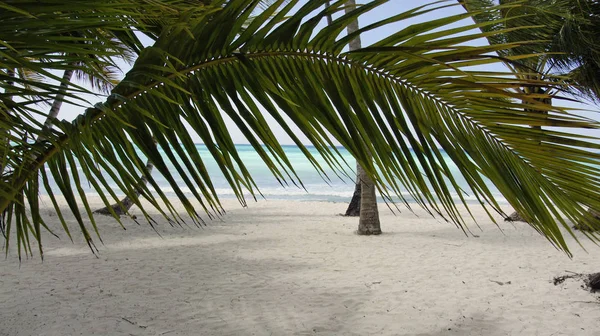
323,1,362,219
2,0,600,260
94,0,289,217
459,0,600,229
545,0,600,101
550,0,600,229
343,0,381,235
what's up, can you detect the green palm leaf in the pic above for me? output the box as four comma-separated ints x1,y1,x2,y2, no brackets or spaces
2,0,600,259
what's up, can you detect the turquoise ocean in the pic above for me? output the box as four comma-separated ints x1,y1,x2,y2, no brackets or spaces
45,144,505,204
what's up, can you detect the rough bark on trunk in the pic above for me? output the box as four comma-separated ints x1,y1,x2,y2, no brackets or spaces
345,0,381,233
357,164,381,235
94,160,154,217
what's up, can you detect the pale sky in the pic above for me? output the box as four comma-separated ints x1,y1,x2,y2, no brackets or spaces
53,0,599,145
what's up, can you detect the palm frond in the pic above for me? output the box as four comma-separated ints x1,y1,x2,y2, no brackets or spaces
3,0,600,260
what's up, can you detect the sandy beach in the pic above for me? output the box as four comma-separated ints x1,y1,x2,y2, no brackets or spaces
1,198,599,335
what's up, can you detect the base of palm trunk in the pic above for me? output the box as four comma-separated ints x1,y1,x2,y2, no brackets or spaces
356,185,381,235
573,209,600,232
93,196,136,217
589,273,600,291
504,211,527,222
356,212,381,236
554,272,600,291
356,225,382,235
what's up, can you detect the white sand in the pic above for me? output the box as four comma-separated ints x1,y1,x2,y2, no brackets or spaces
1,198,599,336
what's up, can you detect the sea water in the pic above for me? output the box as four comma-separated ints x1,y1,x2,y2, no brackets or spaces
43,144,506,204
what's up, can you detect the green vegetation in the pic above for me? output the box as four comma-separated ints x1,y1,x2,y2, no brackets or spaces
2,0,600,259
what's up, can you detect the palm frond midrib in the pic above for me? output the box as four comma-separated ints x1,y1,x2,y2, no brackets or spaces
0,46,553,200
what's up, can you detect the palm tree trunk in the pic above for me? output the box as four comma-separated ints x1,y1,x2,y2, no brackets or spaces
41,69,74,136
323,0,359,217
357,163,381,234
344,162,361,216
344,1,362,217
344,0,381,234
93,160,154,217
39,68,155,217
